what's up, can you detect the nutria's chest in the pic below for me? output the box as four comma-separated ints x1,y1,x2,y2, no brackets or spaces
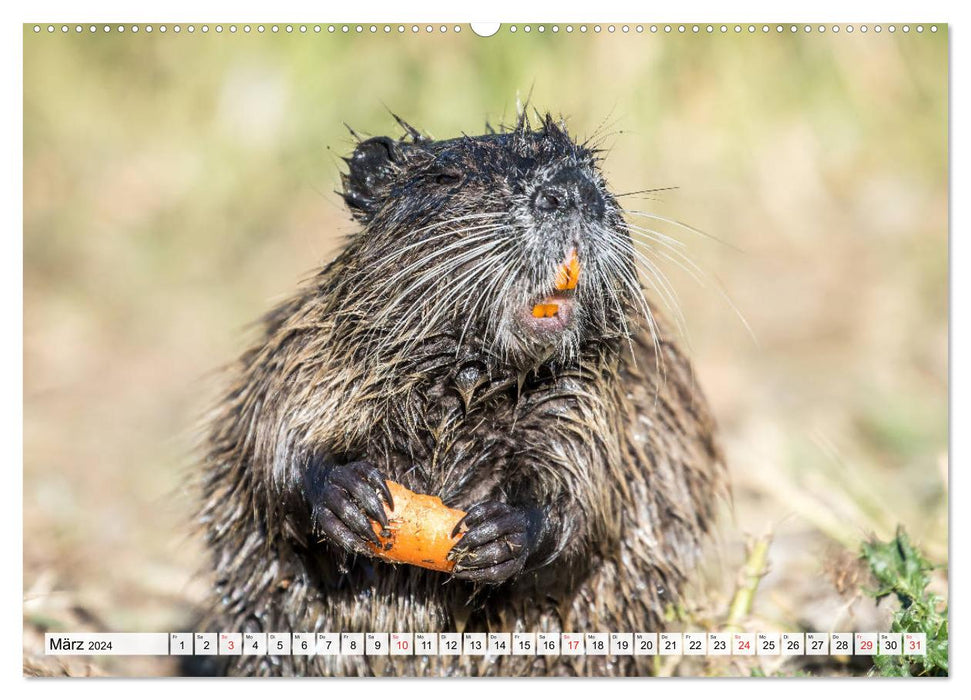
364,374,515,508
366,360,615,510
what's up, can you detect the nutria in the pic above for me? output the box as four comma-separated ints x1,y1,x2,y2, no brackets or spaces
195,112,726,676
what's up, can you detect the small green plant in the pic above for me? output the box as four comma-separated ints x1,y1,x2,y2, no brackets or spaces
861,526,948,676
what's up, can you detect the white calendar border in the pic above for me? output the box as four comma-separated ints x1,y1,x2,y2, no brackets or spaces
8,0,961,699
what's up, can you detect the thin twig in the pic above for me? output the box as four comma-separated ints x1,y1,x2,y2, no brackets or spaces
726,534,773,629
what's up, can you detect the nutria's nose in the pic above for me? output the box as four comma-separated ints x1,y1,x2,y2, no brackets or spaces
533,168,605,218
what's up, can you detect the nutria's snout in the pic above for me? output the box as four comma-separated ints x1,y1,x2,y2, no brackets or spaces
531,167,606,220
514,166,605,343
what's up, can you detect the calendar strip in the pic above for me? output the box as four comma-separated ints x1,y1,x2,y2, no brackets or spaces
45,632,928,657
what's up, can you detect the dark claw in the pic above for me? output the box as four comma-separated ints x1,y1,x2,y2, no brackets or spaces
354,461,394,510
451,500,507,538
455,511,527,550
304,458,393,556
448,500,539,584
330,466,389,528
452,558,523,583
316,509,372,557
453,538,524,568
318,485,381,546
464,500,507,524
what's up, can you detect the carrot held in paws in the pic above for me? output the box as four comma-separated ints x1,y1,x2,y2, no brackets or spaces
366,480,467,572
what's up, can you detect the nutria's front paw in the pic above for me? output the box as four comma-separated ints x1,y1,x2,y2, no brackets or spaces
303,459,394,557
447,501,541,583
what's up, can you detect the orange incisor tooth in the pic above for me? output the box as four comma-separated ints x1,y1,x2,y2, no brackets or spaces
531,303,560,318
555,248,580,291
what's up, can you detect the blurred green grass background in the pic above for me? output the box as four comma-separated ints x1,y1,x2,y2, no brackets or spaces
23,25,947,676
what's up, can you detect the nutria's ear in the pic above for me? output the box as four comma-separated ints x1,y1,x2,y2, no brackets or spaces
341,136,407,223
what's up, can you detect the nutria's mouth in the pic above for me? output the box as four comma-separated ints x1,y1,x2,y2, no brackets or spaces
519,248,580,335
521,292,576,334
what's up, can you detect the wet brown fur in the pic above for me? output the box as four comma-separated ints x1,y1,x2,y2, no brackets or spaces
196,114,726,676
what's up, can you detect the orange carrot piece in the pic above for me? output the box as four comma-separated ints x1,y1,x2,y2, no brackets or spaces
366,480,466,572
532,303,560,318
554,248,580,291
533,304,560,318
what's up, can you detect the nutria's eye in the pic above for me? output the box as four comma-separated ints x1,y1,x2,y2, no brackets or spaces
434,171,462,186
